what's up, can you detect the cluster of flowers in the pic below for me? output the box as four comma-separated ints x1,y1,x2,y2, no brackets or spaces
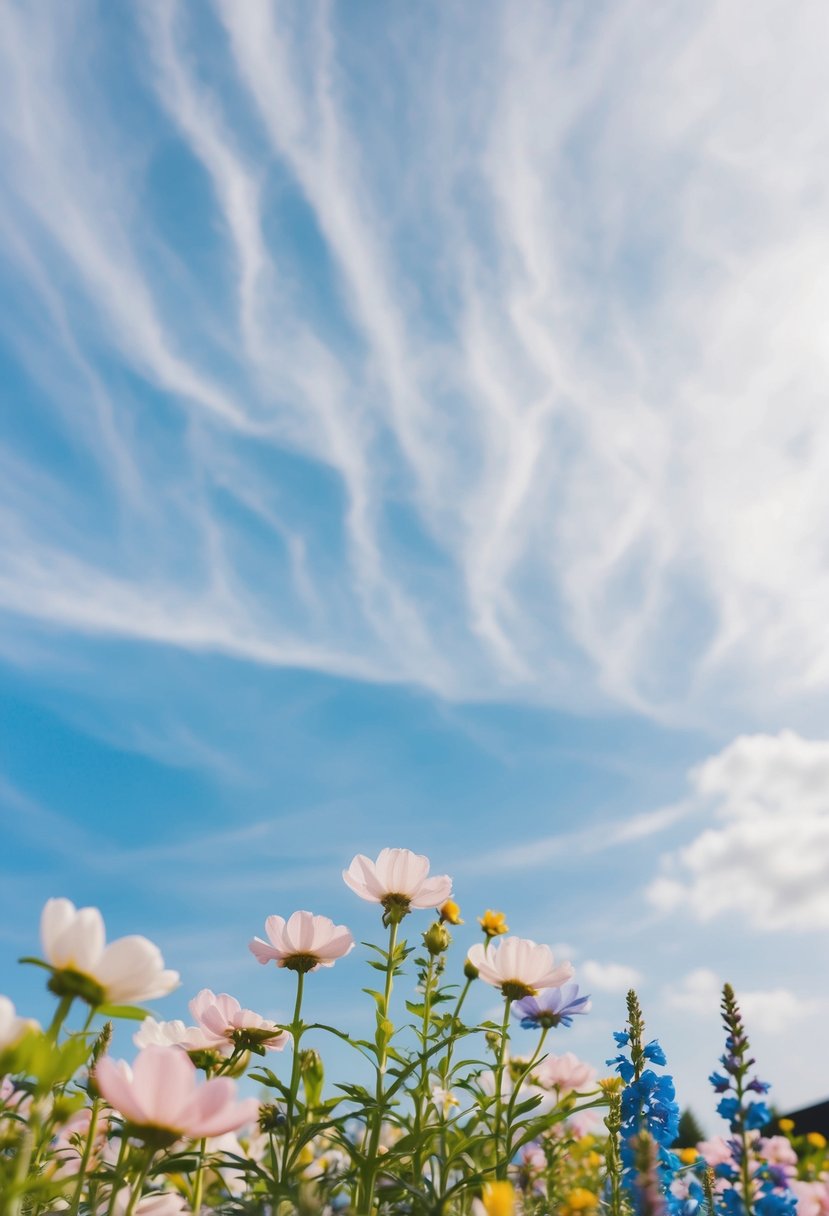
0,846,813,1216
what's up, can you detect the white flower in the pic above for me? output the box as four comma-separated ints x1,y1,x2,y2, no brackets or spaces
343,848,452,922
431,1085,460,1118
533,1052,597,1094
0,996,38,1050
133,1017,227,1054
249,911,354,973
466,936,574,999
40,899,179,1006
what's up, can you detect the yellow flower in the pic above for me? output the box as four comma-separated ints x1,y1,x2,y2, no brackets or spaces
598,1076,624,1096
480,1181,515,1216
678,1148,699,1165
807,1132,827,1149
778,1118,795,1134
585,1150,603,1170
440,899,464,925
478,910,509,938
563,1187,600,1214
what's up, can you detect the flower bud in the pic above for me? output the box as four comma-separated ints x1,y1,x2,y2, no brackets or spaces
439,900,463,925
423,921,451,956
463,958,479,981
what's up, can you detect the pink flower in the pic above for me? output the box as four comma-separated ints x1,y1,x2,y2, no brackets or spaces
343,849,452,923
95,1045,259,1141
759,1135,798,1173
533,1052,597,1094
791,1181,829,1216
40,899,179,1006
466,937,574,999
697,1137,735,1168
190,990,290,1053
249,911,354,974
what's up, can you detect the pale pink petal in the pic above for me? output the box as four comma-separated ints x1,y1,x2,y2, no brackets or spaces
409,874,453,908
249,936,281,965
132,1046,196,1126
96,937,178,1004
287,911,316,953
314,927,354,961
51,907,106,973
40,899,78,964
95,1058,148,1125
189,989,217,1022
263,916,287,950
342,855,384,902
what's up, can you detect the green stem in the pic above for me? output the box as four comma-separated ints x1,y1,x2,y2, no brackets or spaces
503,1023,549,1161
68,1098,100,1216
412,954,436,1185
106,1134,131,1216
191,1137,208,1214
493,996,513,1178
282,969,306,1179
124,1149,153,1216
362,919,400,1214
47,994,74,1042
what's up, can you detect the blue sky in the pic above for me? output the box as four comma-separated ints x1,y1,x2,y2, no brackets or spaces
2,0,829,1125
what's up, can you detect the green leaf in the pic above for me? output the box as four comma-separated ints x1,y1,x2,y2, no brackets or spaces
96,1004,150,1021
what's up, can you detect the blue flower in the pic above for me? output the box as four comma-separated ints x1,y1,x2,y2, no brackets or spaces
756,1191,797,1216
614,1030,631,1046
709,1071,731,1093
644,1040,667,1066
607,1053,635,1083
744,1101,772,1131
746,1077,771,1094
717,1096,741,1127
512,982,592,1029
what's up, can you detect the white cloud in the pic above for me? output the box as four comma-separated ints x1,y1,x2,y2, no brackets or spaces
666,968,819,1035
2,4,829,726
648,731,829,930
581,960,642,993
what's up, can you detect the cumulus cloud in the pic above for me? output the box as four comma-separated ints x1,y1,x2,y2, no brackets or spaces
2,3,829,725
666,968,819,1034
581,960,642,993
648,731,829,930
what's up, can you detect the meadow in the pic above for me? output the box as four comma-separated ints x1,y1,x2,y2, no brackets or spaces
0,848,822,1216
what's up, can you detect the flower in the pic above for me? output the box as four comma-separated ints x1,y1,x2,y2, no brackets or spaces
343,848,452,923
513,983,591,1029
478,910,509,937
431,1085,460,1118
133,1017,228,1055
778,1118,795,1134
249,911,354,974
39,898,179,1006
0,996,39,1050
108,1190,190,1216
190,990,290,1053
439,900,463,925
466,937,574,1000
472,1181,516,1216
534,1052,597,1094
95,1045,259,1142
807,1132,827,1150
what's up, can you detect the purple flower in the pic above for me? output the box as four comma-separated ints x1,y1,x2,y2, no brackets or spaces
513,983,592,1029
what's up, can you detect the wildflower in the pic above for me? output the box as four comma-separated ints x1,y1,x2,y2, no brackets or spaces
478,910,509,937
133,1016,228,1055
472,1181,516,1216
0,996,39,1050
423,921,452,956
513,982,591,1029
534,1051,597,1094
431,1085,460,1118
778,1118,795,1134
343,848,452,924
677,1148,699,1166
249,911,354,973
190,990,290,1054
562,1187,600,1214
466,936,573,1000
95,1045,259,1143
440,899,463,925
807,1132,827,1150
38,898,179,1006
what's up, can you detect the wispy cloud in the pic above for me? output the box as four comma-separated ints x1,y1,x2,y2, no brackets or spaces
1,1,829,729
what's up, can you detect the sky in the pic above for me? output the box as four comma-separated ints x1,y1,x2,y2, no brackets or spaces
1,0,829,1128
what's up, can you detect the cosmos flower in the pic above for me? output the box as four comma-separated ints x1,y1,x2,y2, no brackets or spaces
95,1045,259,1141
0,996,39,1050
39,899,179,1007
189,990,290,1053
466,937,574,1000
533,1052,597,1094
133,1017,228,1055
343,848,452,923
249,911,354,974
513,983,592,1029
